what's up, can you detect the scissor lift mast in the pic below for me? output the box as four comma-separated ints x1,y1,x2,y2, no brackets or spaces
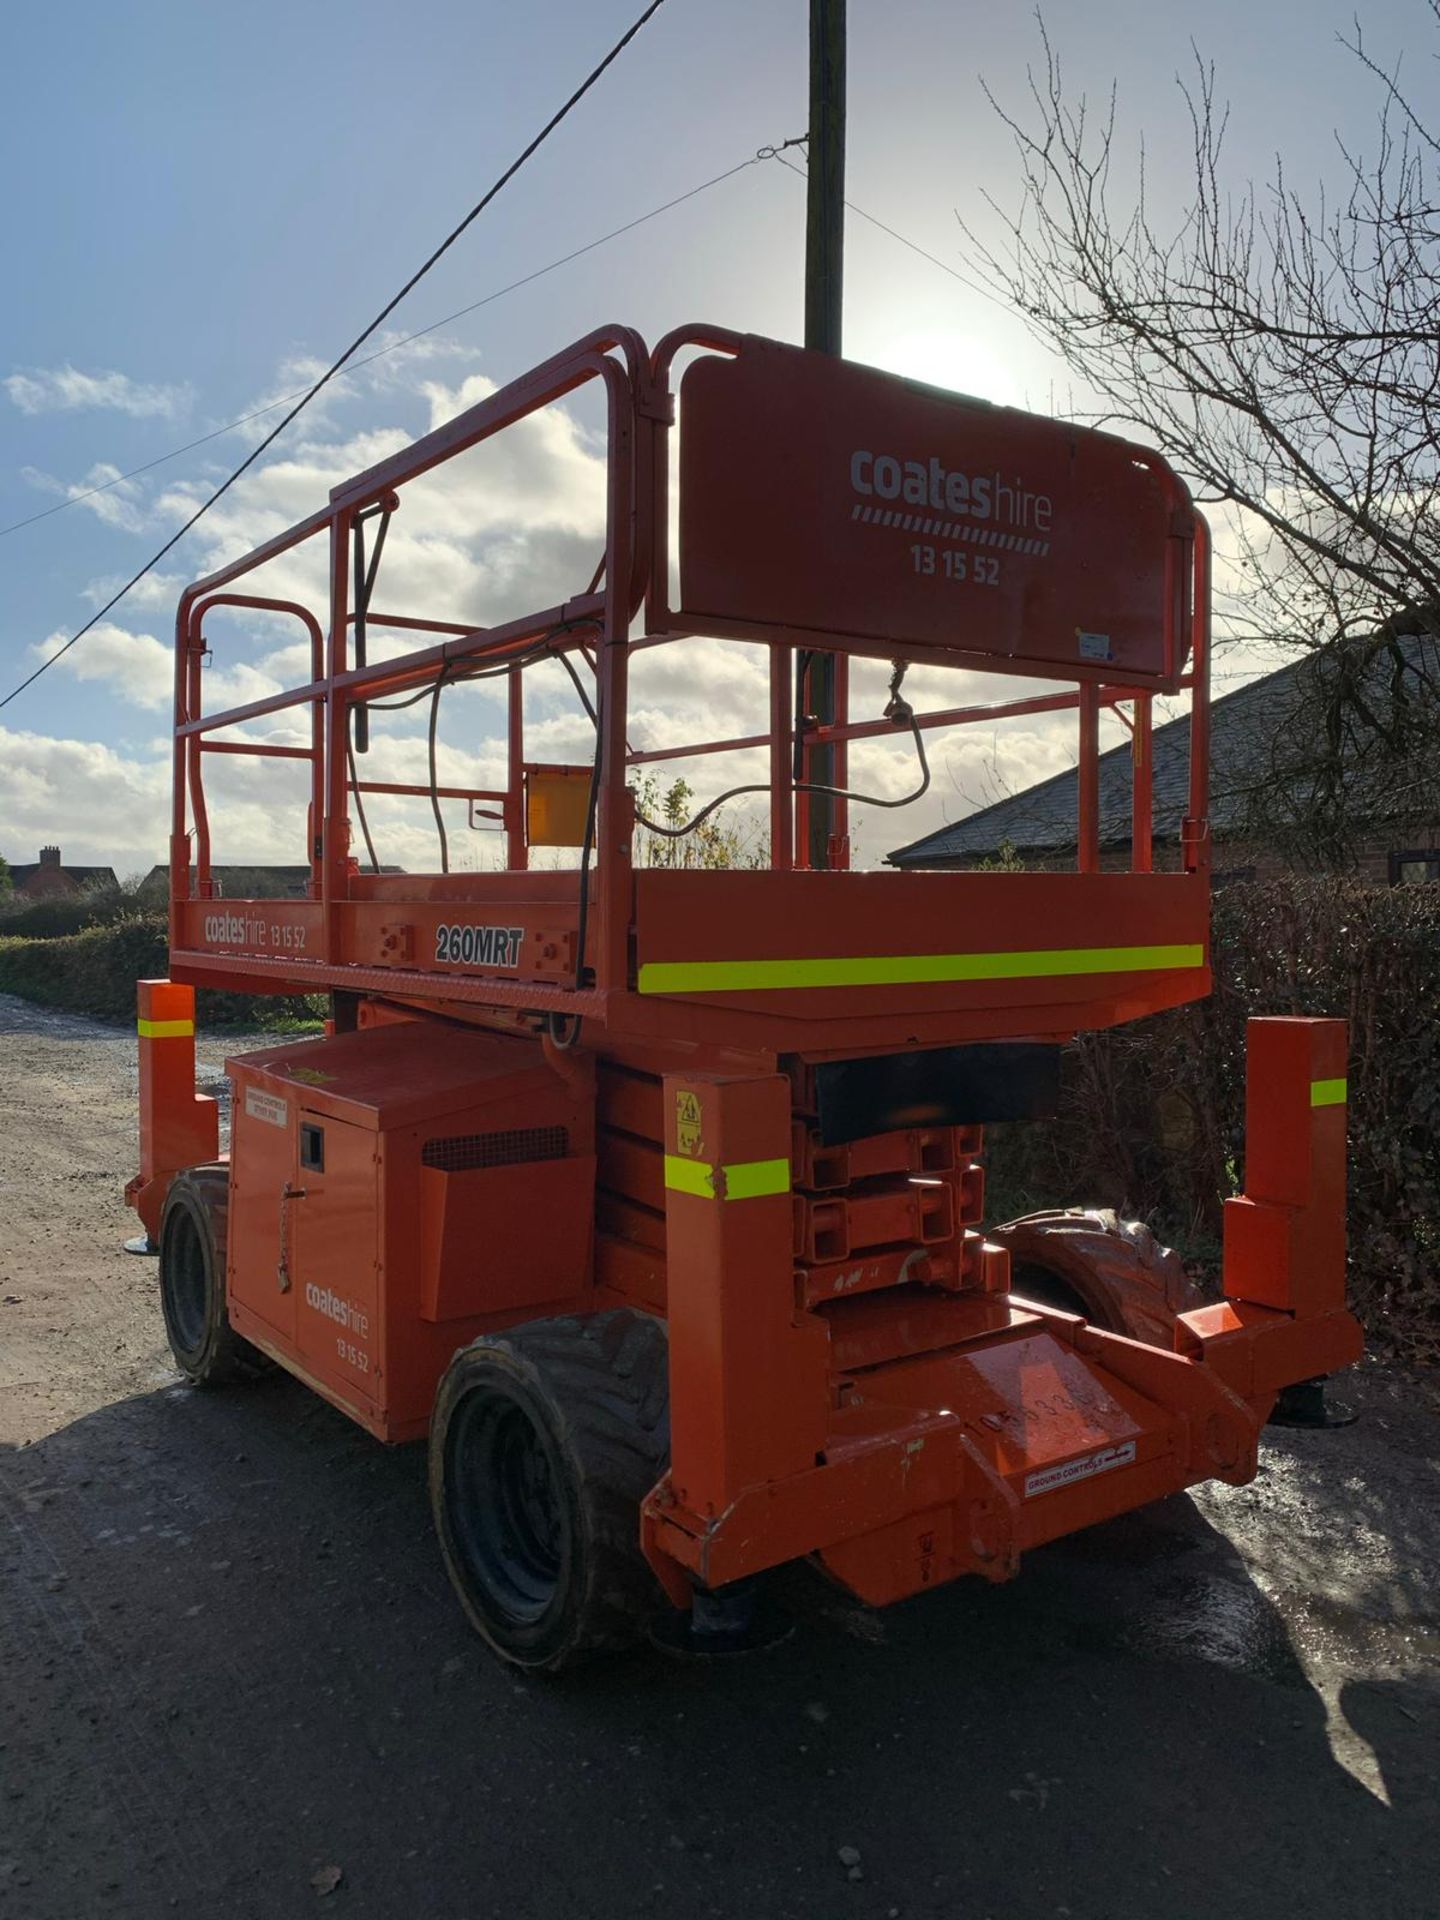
130,328,1360,1666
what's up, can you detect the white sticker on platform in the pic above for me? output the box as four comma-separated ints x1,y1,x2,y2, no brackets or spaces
1024,1439,1136,1499
244,1088,289,1129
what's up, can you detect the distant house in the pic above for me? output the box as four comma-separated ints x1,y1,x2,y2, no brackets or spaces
889,637,1440,884
134,863,403,903
134,864,318,904
8,846,119,899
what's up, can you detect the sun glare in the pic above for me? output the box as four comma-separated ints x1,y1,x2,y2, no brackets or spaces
870,327,1024,408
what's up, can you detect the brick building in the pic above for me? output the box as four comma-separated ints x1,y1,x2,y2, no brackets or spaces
6,846,119,899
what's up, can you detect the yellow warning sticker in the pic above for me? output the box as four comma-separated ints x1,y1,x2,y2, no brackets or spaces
675,1090,703,1158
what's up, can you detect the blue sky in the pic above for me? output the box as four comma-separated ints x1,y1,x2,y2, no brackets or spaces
2,0,1431,871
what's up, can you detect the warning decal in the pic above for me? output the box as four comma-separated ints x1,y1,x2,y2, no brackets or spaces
244,1088,289,1129
674,1091,703,1158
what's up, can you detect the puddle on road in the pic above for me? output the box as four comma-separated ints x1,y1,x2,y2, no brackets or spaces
1072,1568,1305,1687
1029,1482,1438,1697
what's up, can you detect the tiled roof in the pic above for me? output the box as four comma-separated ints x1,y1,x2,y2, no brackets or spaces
9,863,118,888
888,636,1437,866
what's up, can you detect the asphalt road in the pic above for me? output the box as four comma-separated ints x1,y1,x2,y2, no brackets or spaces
1,992,1437,1920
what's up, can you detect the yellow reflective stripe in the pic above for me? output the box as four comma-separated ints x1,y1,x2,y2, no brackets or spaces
638,943,1206,996
723,1156,790,1200
1311,1077,1347,1108
663,1154,714,1198
137,1018,194,1039
662,1154,791,1201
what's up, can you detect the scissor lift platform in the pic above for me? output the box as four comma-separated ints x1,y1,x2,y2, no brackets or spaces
129,325,1360,1667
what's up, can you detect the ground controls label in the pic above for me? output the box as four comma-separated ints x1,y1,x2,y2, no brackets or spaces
244,1088,288,1128
435,924,524,968
1024,1440,1136,1499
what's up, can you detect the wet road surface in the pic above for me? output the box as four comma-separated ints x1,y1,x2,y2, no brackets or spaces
2,995,1437,1919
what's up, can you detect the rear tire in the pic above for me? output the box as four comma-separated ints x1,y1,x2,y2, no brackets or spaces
158,1166,258,1386
991,1207,1206,1347
429,1309,670,1673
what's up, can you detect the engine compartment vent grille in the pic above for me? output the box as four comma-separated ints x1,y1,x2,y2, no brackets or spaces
422,1126,569,1173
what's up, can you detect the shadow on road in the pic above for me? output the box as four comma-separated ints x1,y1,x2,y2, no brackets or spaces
2,1366,1435,1920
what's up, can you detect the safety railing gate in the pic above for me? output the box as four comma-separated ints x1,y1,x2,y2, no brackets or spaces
168,323,1212,1042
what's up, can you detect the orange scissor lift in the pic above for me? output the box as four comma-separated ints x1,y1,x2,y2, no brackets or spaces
129,326,1361,1668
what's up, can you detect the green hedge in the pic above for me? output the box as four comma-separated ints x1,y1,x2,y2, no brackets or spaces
0,913,324,1030
0,883,141,940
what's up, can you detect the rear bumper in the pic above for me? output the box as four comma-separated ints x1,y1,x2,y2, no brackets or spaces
643,1015,1359,1609
644,1295,1361,1605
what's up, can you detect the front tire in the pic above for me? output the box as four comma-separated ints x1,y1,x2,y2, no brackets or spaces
429,1309,670,1672
158,1165,257,1385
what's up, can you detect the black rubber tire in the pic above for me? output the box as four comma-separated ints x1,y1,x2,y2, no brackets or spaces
429,1309,670,1673
158,1165,259,1386
992,1209,1206,1347
1009,1260,1093,1323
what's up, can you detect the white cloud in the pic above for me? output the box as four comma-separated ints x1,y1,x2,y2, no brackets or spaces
0,726,170,872
21,461,151,534
6,365,191,420
81,569,189,612
15,338,1123,875
33,624,172,710
30,623,285,717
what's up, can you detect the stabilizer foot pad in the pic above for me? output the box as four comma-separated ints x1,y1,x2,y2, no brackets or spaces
649,1579,795,1658
1268,1376,1357,1429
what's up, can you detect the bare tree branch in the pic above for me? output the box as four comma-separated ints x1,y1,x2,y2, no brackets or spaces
967,12,1440,861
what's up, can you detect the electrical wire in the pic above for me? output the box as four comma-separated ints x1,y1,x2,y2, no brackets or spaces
633,719,931,837
633,664,931,838
766,147,1010,316
554,647,599,727
346,737,381,875
0,153,758,545
0,0,670,714
560,681,608,1044
427,665,456,873
11,137,990,555
403,619,602,872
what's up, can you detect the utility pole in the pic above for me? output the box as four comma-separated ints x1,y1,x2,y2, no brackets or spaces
803,0,846,868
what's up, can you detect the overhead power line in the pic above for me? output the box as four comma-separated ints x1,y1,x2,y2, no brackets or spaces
0,154,760,545
0,0,669,714
4,145,991,556
766,147,1009,314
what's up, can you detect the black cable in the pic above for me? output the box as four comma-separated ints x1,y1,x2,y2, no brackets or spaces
766,147,1009,316
428,665,456,873
634,665,932,839
416,620,601,871
554,647,599,727
368,678,459,714
0,0,671,712
547,640,608,1047
0,150,758,546
346,737,381,875
565,681,607,1032
793,648,812,782
633,720,931,838
367,658,529,715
